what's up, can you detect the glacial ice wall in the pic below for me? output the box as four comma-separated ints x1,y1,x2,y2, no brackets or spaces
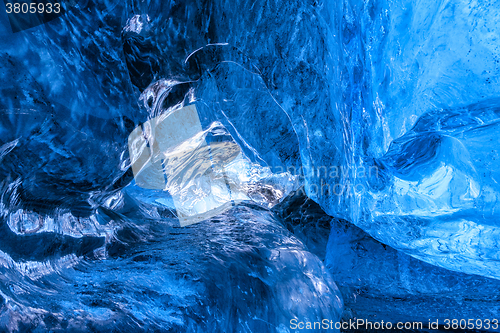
122,0,500,279
0,0,344,331
183,0,500,279
336,0,500,279
0,0,499,331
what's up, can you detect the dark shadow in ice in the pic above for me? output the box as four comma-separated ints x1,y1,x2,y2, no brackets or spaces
0,218,104,262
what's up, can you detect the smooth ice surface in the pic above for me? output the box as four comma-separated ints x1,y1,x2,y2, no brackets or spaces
331,0,500,278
